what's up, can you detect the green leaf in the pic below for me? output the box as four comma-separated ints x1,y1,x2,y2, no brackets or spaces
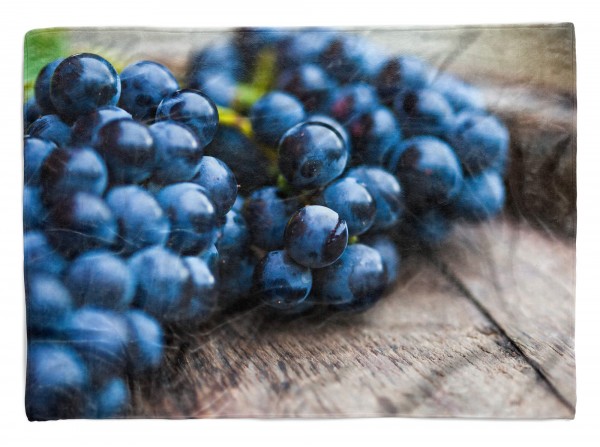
23,28,69,100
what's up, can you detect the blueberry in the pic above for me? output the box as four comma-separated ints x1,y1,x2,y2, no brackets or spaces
128,246,190,321
346,166,405,231
94,118,155,184
315,177,376,236
375,55,435,104
204,126,272,194
26,342,90,420
362,234,401,288
23,186,47,231
447,169,505,221
46,192,117,257
399,208,453,247
119,60,179,122
430,73,486,112
125,310,164,375
276,29,336,71
156,89,219,148
278,121,348,190
327,82,379,124
199,243,219,275
307,114,351,152
24,98,42,130
27,115,72,147
312,243,387,312
216,208,249,260
449,111,509,174
276,64,336,112
24,137,57,186
105,185,170,255
149,120,203,184
60,308,129,382
387,136,463,210
26,273,74,335
179,256,218,322
253,250,312,310
71,106,132,146
40,146,108,205
95,377,129,418
218,253,256,308
34,58,64,115
284,205,348,269
249,91,307,147
156,183,218,255
187,40,243,79
393,88,455,139
232,195,245,212
346,106,401,165
190,155,238,217
243,186,300,251
65,250,135,310
187,69,238,108
24,231,67,277
50,53,121,121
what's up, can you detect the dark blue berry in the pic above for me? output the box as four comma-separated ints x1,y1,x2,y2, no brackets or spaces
312,243,387,312
50,53,121,121
156,89,219,148
448,169,505,221
430,73,485,112
34,58,64,115
284,205,348,269
105,185,170,255
362,234,401,288
276,29,336,71
249,91,307,147
26,273,74,335
27,115,72,147
399,208,452,247
71,106,132,146
327,82,378,124
218,254,256,309
346,106,401,165
375,55,434,104
179,256,218,322
276,64,336,112
216,208,249,260
307,114,351,152
253,250,312,310
24,98,42,130
24,186,47,231
187,69,237,108
95,377,129,418
124,310,164,375
149,120,203,184
24,231,67,278
316,177,376,236
393,88,455,139
199,243,219,274
278,121,348,190
187,41,242,79
119,60,179,122
156,183,218,255
24,137,57,186
190,155,238,217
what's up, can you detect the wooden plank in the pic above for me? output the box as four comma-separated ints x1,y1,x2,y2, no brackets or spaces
434,217,576,407
129,257,572,418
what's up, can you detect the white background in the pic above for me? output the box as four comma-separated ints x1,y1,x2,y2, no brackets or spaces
1,1,598,445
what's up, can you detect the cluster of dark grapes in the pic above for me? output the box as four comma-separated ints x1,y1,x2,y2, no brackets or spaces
23,28,508,420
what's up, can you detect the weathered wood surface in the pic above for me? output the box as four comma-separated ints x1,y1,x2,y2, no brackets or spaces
60,25,575,418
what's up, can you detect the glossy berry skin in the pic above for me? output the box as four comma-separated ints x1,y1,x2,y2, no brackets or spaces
316,177,376,236
284,205,348,269
179,257,218,322
26,273,74,335
65,250,135,310
24,137,57,186
448,170,505,221
216,209,249,260
346,106,401,165
27,115,72,147
243,186,300,251
205,126,272,194
393,88,455,139
191,156,238,217
124,310,164,375
278,122,348,190
430,73,486,112
387,136,463,210
187,69,237,108
71,106,132,146
105,185,170,255
24,231,67,278
24,97,42,130
26,342,90,421
249,91,307,147
94,118,155,184
128,246,190,321
276,64,336,112
34,58,64,115
312,243,387,312
156,183,218,255
375,56,434,104
253,250,312,310
218,254,256,309
346,166,405,231
149,121,203,184
307,114,351,152
24,186,47,231
46,192,117,257
327,82,379,124
449,111,509,174
60,307,129,382
119,60,179,122
40,146,108,205
156,89,219,148
50,53,121,121
95,377,129,418
362,234,401,288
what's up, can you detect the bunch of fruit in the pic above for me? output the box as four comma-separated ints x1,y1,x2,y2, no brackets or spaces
23,28,508,420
